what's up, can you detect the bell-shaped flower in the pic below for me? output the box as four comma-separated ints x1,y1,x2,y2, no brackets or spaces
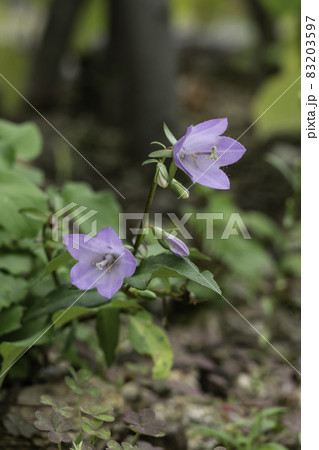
64,227,137,298
151,226,189,257
173,118,246,189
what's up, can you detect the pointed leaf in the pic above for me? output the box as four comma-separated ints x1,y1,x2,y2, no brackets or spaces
142,159,159,166
126,253,221,295
163,123,177,145
148,149,173,158
96,308,120,367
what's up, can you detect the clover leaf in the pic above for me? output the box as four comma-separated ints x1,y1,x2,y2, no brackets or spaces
40,394,74,418
34,410,72,444
106,440,140,450
123,409,165,437
80,404,114,422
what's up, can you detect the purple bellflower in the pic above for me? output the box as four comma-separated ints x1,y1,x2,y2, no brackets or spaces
165,232,189,257
63,227,137,299
151,226,189,257
173,118,246,189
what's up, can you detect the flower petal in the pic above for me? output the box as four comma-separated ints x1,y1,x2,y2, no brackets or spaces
184,119,228,151
214,136,246,167
96,267,124,298
70,262,101,290
64,234,110,261
121,249,137,278
192,118,228,136
183,158,230,189
166,234,189,257
173,128,193,177
96,227,124,251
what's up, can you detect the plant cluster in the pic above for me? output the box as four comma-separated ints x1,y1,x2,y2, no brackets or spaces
34,368,165,449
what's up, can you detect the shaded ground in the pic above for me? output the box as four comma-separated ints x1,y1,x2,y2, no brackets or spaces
0,301,300,449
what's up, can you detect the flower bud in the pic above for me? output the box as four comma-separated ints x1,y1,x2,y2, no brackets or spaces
150,226,189,257
136,242,148,259
169,178,189,199
155,163,169,188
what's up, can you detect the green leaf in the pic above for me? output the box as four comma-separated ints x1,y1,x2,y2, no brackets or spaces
46,251,74,275
126,253,221,295
256,407,287,419
148,149,173,158
124,274,151,290
188,247,211,261
24,286,108,321
106,442,122,450
190,424,236,446
256,444,289,450
80,405,114,422
0,169,48,237
0,120,42,161
53,306,92,329
81,423,96,435
65,376,83,395
81,405,112,415
82,416,103,430
14,163,45,186
150,141,166,149
0,342,27,388
77,368,92,384
0,253,33,275
142,159,159,166
96,308,120,367
249,408,287,444
52,298,138,329
40,395,55,406
0,306,24,337
0,272,27,311
95,427,111,440
5,316,52,347
128,310,173,379
62,182,121,234
163,123,177,145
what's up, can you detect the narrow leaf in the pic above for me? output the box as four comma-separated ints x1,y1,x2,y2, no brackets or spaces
148,149,173,158
163,123,177,145
142,159,158,166
96,308,120,367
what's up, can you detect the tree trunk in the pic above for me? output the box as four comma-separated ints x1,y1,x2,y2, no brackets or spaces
28,0,84,108
109,0,176,157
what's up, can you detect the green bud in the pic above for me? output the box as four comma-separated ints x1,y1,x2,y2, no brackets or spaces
136,242,148,259
155,162,169,188
129,288,157,299
150,226,170,251
169,178,189,199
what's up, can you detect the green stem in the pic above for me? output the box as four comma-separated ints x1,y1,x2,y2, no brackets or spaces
130,431,141,445
133,177,158,255
78,395,82,441
168,160,177,182
42,221,59,286
162,297,168,329
57,444,61,450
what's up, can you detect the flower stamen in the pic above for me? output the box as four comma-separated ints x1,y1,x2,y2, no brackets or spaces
93,254,116,271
